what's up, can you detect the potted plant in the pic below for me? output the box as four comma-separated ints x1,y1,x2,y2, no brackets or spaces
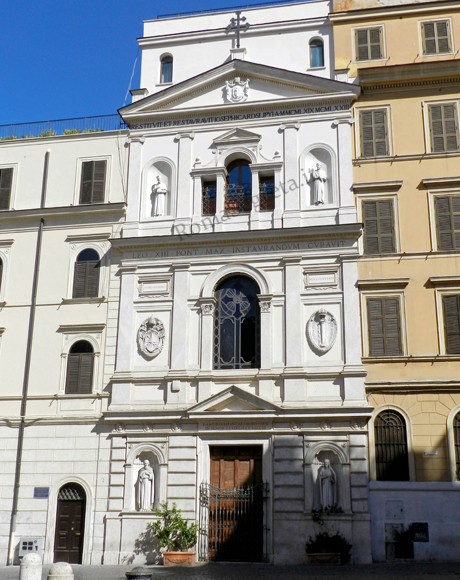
147,501,198,566
306,531,351,564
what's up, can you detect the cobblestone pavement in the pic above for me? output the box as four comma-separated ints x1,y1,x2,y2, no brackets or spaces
1,562,460,580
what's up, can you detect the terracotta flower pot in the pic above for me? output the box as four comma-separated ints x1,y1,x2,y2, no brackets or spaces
163,551,196,566
307,552,341,565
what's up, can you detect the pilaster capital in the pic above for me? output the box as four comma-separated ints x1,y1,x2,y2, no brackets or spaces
199,297,217,316
332,118,355,127
279,123,301,132
175,132,196,141
128,136,145,144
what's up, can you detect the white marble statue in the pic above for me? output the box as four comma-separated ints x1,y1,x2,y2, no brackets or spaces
136,459,155,511
318,459,337,509
151,175,168,217
310,162,327,205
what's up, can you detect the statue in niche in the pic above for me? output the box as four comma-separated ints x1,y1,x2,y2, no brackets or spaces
151,175,168,217
318,458,337,509
136,459,155,511
309,162,327,205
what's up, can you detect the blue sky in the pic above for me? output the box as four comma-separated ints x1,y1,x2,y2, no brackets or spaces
0,0,292,126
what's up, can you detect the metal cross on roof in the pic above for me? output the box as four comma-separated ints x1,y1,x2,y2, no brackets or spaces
226,11,250,49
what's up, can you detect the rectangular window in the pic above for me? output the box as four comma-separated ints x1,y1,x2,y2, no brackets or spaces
363,200,395,254
367,296,402,356
259,175,275,212
443,295,460,354
202,180,216,216
422,20,451,55
435,195,460,251
79,160,106,204
355,27,383,61
428,103,459,153
359,109,389,158
0,168,14,210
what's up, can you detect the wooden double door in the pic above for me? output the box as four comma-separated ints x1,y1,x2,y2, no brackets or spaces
208,446,264,562
54,484,85,564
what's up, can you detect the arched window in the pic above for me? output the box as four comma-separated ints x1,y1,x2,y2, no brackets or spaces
310,39,324,68
65,340,94,394
454,412,460,480
374,410,410,481
0,257,3,293
225,159,252,214
72,249,100,299
213,276,260,369
160,55,173,84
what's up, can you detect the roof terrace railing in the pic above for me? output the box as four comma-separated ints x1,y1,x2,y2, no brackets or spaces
0,114,127,141
158,0,312,19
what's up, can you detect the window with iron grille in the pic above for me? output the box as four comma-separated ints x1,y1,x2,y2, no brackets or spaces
435,195,460,251
259,175,275,212
65,340,94,394
213,276,260,370
355,27,383,61
0,167,13,210
454,412,460,480
367,296,402,356
359,109,389,158
161,55,173,83
428,103,459,153
442,294,460,354
421,20,451,55
79,160,106,204
225,159,252,214
72,249,100,299
202,180,216,216
362,199,396,254
374,410,410,481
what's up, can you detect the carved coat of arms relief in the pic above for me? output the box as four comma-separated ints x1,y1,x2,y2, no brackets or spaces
137,315,165,359
306,309,337,354
225,77,250,103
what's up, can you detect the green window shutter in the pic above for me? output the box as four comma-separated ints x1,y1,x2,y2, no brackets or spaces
355,27,382,61
0,168,14,210
429,104,459,153
356,29,370,61
422,22,437,54
73,261,87,298
65,354,81,394
78,353,94,394
360,109,388,158
367,297,402,356
72,260,99,298
443,295,460,354
79,160,106,204
436,21,451,53
363,200,395,255
369,27,383,60
422,21,450,55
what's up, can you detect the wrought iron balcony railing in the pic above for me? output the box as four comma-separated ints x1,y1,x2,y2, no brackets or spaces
0,114,127,141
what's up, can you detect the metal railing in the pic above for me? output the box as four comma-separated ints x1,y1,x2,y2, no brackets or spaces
225,183,252,214
0,114,127,140
202,185,217,216
158,0,312,19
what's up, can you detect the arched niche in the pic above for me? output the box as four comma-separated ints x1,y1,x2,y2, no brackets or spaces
300,144,337,207
124,443,167,512
304,441,351,513
142,158,175,220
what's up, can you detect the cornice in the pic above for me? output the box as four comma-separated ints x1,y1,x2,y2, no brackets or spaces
353,180,402,191
330,0,460,23
422,176,460,187
0,202,126,222
358,277,409,288
353,150,460,164
429,276,460,286
58,323,106,333
0,130,128,148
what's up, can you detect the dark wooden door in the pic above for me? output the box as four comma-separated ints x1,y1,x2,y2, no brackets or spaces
54,485,85,564
209,446,263,562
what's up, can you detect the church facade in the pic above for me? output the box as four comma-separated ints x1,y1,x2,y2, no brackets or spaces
107,0,372,565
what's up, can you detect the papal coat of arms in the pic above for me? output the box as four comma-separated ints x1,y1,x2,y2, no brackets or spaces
137,315,165,359
306,309,337,354
225,77,250,103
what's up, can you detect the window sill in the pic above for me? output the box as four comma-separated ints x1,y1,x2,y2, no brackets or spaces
155,82,173,87
307,66,326,71
354,58,387,64
421,52,454,58
363,355,460,363
62,296,106,304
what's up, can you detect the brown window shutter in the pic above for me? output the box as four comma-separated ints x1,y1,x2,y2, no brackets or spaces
443,295,460,354
429,104,459,153
360,110,388,158
369,27,383,60
356,29,370,61
436,21,451,53
72,260,99,298
363,201,379,254
434,195,460,250
363,199,395,255
0,168,14,210
79,160,106,204
368,296,402,356
78,353,94,393
65,354,81,394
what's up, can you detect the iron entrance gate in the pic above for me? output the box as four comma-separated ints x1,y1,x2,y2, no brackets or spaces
199,482,268,562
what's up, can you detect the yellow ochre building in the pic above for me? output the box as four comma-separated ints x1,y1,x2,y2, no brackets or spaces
331,0,460,562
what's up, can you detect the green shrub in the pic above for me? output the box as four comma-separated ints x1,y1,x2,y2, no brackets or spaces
63,128,82,135
38,131,56,137
84,128,104,133
147,501,198,552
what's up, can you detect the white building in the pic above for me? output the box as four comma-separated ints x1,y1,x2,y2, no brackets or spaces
0,0,373,567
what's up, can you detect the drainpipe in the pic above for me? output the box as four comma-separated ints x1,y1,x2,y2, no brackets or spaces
7,150,49,565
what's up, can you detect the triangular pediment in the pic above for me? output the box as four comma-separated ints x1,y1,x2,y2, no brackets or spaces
213,128,261,145
188,385,280,414
119,60,360,124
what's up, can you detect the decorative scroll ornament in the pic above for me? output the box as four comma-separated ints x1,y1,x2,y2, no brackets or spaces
225,77,249,103
138,316,165,359
259,301,271,313
306,309,337,354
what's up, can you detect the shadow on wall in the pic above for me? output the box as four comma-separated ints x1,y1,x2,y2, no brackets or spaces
122,527,161,565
